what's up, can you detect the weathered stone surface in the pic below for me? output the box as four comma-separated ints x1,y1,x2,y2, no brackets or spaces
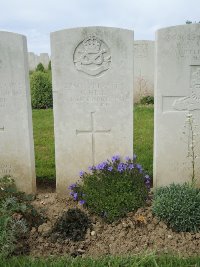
134,40,154,103
154,24,200,187
51,27,133,195
0,31,36,193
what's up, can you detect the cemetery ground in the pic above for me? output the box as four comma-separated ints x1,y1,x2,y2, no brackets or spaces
1,104,200,266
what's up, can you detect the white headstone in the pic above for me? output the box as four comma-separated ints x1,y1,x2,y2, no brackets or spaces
28,52,36,71
28,52,39,71
134,40,154,103
0,31,36,193
38,53,50,69
154,24,200,187
51,27,133,195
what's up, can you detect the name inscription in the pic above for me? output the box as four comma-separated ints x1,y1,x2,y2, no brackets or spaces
0,81,25,96
162,32,200,60
0,163,12,175
55,81,130,106
0,98,6,108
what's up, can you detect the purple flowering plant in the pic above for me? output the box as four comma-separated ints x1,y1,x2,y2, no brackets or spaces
68,154,150,222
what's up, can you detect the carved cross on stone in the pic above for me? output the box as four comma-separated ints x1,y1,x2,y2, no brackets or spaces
76,112,111,165
0,126,4,131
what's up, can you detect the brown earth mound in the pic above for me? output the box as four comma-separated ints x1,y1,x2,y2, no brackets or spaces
27,192,200,258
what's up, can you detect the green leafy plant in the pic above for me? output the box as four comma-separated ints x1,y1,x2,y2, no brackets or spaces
35,63,45,72
140,95,154,105
182,113,199,185
52,208,91,241
69,155,150,223
0,177,45,258
0,197,29,258
152,183,200,232
30,71,53,109
48,60,51,70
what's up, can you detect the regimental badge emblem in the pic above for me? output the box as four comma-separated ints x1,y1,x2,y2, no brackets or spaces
73,34,111,77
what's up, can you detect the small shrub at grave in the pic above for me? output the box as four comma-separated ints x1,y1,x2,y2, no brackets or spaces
0,176,45,258
48,60,51,71
30,71,53,109
140,95,154,105
35,63,45,72
152,183,200,232
52,208,91,241
69,155,150,223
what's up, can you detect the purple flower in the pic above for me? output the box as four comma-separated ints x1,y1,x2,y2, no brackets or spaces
111,155,120,162
136,164,142,170
128,164,134,170
88,166,96,171
145,175,150,180
117,163,125,172
79,170,85,177
79,200,85,205
68,183,77,190
145,182,151,189
96,161,108,170
108,166,113,172
73,192,78,200
125,156,131,161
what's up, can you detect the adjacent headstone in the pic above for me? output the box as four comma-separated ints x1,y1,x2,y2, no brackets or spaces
0,31,36,193
51,27,133,195
38,53,50,69
28,52,50,70
28,52,38,71
134,40,154,103
154,24,200,187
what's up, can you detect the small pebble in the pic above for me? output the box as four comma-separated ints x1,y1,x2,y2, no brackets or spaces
91,231,96,236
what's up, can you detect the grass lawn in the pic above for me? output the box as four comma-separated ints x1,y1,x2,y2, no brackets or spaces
134,104,154,177
32,109,55,180
2,254,200,267
32,105,154,180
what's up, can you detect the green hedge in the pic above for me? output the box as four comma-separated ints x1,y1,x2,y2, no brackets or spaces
30,71,53,109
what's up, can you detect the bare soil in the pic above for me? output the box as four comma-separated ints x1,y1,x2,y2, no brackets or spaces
27,187,200,258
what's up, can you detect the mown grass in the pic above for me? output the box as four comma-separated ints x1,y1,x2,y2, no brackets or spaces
1,253,200,267
32,105,154,180
134,104,154,178
32,109,55,180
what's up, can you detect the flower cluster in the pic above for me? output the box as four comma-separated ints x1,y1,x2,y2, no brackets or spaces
68,154,151,206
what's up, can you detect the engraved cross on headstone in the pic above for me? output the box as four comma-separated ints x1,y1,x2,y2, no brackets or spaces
162,65,200,112
0,126,4,131
76,112,111,165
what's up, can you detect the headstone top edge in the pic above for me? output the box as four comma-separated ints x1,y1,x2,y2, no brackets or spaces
156,23,200,34
134,40,154,43
50,26,133,37
0,31,26,40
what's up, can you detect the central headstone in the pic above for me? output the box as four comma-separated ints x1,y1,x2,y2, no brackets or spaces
51,27,133,194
